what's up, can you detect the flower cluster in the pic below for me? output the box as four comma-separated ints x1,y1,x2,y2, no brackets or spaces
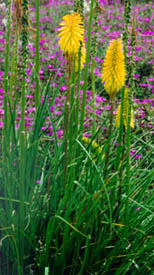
58,13,85,71
58,13,84,55
102,38,125,99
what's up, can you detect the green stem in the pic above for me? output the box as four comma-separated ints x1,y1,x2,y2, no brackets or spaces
69,57,76,155
35,0,40,110
3,0,11,147
9,25,19,110
125,26,135,226
113,87,125,216
91,0,99,136
104,99,114,179
75,44,82,139
91,40,96,137
115,131,126,222
63,67,71,187
125,104,131,225
14,28,19,103
19,0,29,272
79,237,90,275
123,0,131,71
115,87,125,171
79,0,95,136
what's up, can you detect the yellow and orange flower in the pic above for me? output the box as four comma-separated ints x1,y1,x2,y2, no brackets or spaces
102,38,125,98
58,13,84,56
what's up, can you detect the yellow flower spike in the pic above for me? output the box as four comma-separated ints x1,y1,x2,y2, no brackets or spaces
115,88,134,129
102,38,125,99
58,13,84,56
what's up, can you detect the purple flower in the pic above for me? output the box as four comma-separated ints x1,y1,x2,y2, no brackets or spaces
134,74,140,79
57,72,63,77
50,106,54,112
83,133,92,137
130,150,137,156
146,78,154,82
25,122,31,126
96,96,106,103
0,121,4,129
134,154,141,160
139,83,148,87
41,127,45,131
60,85,67,92
106,105,111,110
56,130,63,138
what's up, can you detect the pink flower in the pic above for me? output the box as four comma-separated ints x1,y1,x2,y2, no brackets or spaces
60,86,67,92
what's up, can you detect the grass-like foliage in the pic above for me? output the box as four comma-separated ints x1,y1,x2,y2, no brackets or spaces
0,0,153,274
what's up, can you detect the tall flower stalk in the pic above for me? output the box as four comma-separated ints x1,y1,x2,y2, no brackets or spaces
10,0,22,110
115,88,134,217
19,0,29,272
3,0,11,140
73,0,85,143
102,39,125,178
123,0,131,70
58,13,85,185
20,0,28,135
74,0,84,16
14,0,23,31
35,0,40,111
91,0,99,136
113,0,132,223
79,0,95,136
125,11,136,225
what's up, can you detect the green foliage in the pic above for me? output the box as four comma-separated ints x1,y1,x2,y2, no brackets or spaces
0,0,153,274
